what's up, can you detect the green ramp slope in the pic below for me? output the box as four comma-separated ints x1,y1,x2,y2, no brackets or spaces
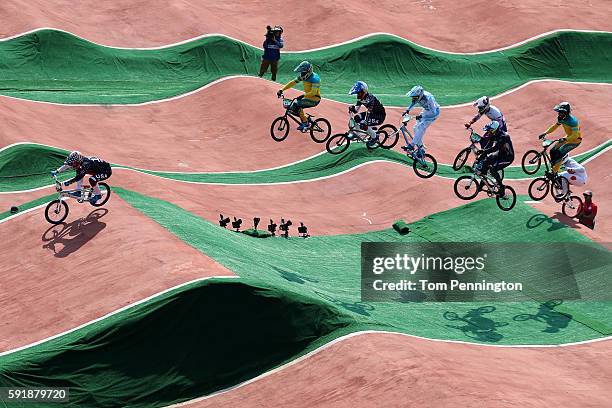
1,189,609,407
0,29,611,105
112,188,611,345
0,280,352,408
1,141,610,192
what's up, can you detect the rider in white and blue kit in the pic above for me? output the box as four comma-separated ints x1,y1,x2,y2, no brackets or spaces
403,85,440,155
465,96,507,150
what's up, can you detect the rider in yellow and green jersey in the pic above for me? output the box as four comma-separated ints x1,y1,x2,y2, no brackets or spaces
539,102,582,173
277,61,321,131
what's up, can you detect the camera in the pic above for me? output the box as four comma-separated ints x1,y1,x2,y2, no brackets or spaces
267,219,277,236
298,222,309,238
231,217,243,231
279,219,292,238
265,25,283,39
219,214,230,228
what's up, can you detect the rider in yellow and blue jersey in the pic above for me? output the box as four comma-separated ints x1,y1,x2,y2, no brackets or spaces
539,102,582,173
277,61,321,130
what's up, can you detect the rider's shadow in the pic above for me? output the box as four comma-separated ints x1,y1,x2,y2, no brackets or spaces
526,213,569,232
313,291,375,317
41,209,108,258
513,300,571,333
396,289,428,303
271,265,320,285
443,306,508,343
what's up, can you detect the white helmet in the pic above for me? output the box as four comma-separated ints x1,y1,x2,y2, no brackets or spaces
65,150,83,165
474,96,490,113
407,85,424,101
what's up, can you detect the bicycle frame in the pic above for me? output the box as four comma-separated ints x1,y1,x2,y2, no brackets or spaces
345,112,376,143
280,97,314,126
462,170,501,197
389,114,428,161
532,138,563,173
464,127,483,156
52,175,94,203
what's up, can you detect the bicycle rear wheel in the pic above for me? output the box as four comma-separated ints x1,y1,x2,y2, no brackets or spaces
413,153,437,178
91,183,111,207
309,118,332,143
378,124,399,149
496,185,516,211
562,195,582,218
551,176,569,201
326,133,350,154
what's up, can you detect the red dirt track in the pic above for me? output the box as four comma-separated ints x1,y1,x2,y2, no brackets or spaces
0,195,233,352
110,161,465,235
1,2,611,407
1,1,611,51
0,79,610,171
183,333,612,408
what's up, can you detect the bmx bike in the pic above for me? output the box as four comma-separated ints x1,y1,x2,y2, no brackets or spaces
325,111,391,154
453,127,504,179
270,95,331,143
453,157,517,211
380,114,438,178
45,175,111,225
522,137,570,202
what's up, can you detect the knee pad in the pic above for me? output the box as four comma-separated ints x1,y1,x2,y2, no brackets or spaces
88,176,98,186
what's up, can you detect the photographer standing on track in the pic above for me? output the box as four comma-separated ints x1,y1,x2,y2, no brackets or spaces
258,25,284,81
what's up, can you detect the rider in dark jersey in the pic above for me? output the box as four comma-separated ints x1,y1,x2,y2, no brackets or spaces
52,151,112,205
476,121,514,197
348,81,386,147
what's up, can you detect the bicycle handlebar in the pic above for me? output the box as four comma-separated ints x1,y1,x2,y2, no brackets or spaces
51,174,63,192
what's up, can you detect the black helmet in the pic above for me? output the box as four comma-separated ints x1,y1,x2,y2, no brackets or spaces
554,102,571,115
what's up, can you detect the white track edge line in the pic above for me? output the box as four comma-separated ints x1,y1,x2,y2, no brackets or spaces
1,278,609,359
1,141,609,197
0,203,46,224
1,27,611,55
2,76,612,108
165,328,612,407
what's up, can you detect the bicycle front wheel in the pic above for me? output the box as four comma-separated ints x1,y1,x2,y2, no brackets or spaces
521,150,542,175
326,133,350,155
45,200,69,224
270,117,290,142
453,175,480,200
453,148,471,171
528,177,549,201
